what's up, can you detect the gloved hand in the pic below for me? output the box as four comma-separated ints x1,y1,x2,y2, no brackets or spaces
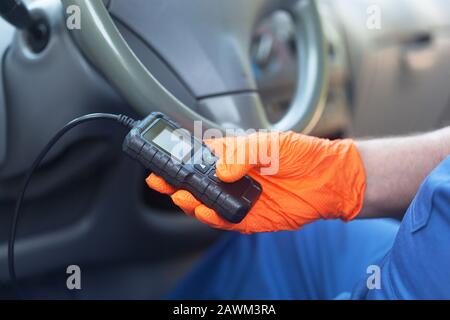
146,131,366,234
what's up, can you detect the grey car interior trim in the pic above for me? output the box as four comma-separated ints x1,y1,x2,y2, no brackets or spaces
0,50,8,168
112,17,198,111
0,19,14,167
61,0,327,133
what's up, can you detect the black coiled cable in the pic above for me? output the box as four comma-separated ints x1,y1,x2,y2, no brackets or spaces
8,113,136,297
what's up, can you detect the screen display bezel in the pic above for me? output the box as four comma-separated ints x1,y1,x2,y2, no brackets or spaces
142,118,199,163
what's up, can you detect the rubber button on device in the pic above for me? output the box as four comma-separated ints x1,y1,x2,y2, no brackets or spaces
202,149,217,166
165,160,181,178
194,163,210,173
208,170,220,182
189,174,209,194
142,144,157,160
205,184,221,202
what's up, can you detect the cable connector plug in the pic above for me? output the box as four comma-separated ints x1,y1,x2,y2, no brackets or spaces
117,114,137,129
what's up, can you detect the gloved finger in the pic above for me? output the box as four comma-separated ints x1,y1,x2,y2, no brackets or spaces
194,205,235,230
204,138,226,159
194,205,253,234
206,135,262,183
215,162,253,183
203,137,250,183
145,173,176,195
171,190,201,217
205,132,281,182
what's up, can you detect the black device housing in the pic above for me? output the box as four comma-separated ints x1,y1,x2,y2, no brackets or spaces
123,112,262,223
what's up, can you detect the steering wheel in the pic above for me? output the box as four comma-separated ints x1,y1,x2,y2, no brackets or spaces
62,0,327,133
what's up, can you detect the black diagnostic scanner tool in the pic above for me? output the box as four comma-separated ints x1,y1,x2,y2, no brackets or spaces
123,112,262,223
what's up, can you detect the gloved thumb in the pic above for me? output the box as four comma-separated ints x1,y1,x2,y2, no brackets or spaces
204,136,257,183
215,162,252,183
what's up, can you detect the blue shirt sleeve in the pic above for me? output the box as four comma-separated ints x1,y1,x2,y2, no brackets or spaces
352,156,450,299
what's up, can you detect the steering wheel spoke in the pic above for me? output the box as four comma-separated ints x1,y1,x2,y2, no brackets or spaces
197,92,270,130
62,0,327,133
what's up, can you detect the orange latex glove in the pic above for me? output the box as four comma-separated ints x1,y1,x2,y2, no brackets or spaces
146,131,366,234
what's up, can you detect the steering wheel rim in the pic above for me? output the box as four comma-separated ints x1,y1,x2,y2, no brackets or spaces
62,0,327,133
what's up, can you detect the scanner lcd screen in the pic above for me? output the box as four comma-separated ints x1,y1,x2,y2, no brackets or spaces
143,119,193,162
